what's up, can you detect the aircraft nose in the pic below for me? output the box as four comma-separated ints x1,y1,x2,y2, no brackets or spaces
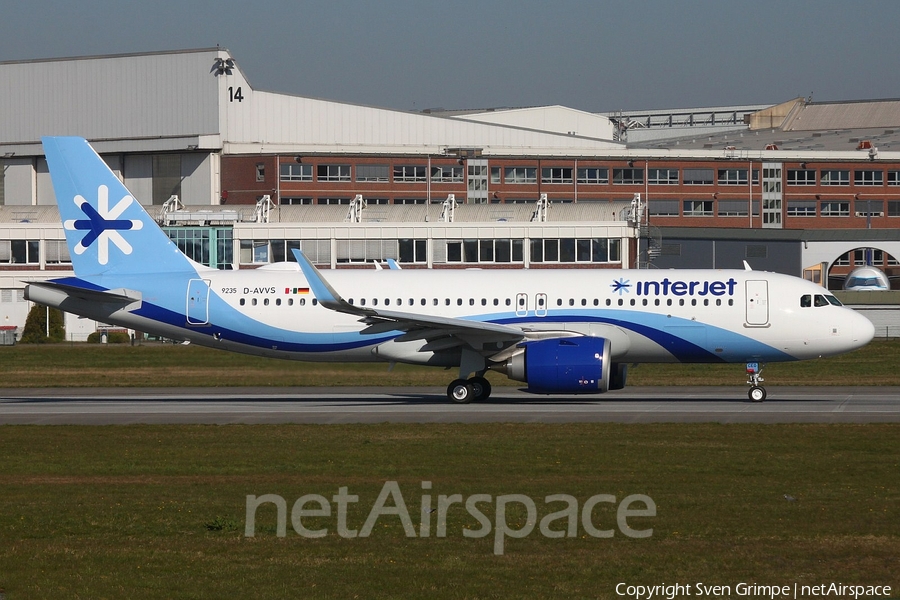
852,311,875,347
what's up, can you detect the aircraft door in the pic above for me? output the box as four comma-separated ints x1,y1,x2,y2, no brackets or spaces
536,293,548,317
187,279,211,325
515,293,528,317
745,280,769,326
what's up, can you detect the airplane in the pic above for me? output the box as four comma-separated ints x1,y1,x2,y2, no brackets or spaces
842,265,891,291
26,137,875,403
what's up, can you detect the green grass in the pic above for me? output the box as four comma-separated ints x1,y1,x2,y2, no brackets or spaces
1,338,899,388
0,424,897,598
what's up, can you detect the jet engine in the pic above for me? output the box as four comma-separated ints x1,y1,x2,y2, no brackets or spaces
503,336,621,394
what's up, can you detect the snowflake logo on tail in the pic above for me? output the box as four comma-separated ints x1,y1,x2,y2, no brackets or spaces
63,185,143,265
611,278,631,295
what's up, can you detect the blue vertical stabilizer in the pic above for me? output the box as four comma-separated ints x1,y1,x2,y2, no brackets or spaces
42,136,197,278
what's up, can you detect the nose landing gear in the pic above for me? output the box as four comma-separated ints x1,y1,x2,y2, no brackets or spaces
746,362,766,402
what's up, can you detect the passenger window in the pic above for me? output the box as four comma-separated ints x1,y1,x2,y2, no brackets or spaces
239,298,245,306
569,299,574,306
642,299,648,306
618,299,624,306
505,299,511,306
288,298,294,306
715,299,721,306
481,299,487,306
276,298,281,306
630,299,635,306
800,295,811,308
469,299,475,306
312,299,318,306
300,298,306,306
606,299,611,306
251,298,258,306
457,299,462,306
655,299,660,306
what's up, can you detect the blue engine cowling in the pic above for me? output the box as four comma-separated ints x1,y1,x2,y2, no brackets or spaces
505,336,611,394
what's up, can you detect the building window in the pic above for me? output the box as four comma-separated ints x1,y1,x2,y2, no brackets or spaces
820,201,850,216
504,167,537,184
529,238,620,263
577,167,609,184
317,197,351,205
443,239,524,264
683,200,713,216
280,163,312,181
0,240,40,264
854,200,884,216
682,168,714,185
888,171,900,186
431,165,464,183
612,168,644,185
394,198,426,204
648,199,679,216
336,239,403,264
356,165,389,182
255,163,265,182
787,169,816,185
279,197,312,205
647,168,678,185
541,167,573,184
399,239,428,263
821,170,849,185
490,167,502,184
888,200,900,216
717,200,749,217
854,170,884,186
786,200,817,216
43,240,71,265
393,165,427,183
317,165,351,182
717,169,749,185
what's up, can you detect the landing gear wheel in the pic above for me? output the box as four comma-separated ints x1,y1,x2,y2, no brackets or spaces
749,386,766,402
447,379,474,404
468,376,492,401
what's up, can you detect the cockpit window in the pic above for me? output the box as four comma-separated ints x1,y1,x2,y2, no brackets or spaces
814,295,829,307
800,294,811,308
825,295,843,307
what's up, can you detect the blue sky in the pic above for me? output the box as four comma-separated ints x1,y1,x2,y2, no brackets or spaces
3,0,899,112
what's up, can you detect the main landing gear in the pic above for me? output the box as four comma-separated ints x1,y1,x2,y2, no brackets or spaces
746,362,766,402
447,375,492,404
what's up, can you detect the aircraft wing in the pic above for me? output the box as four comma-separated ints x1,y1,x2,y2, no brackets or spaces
291,250,524,353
